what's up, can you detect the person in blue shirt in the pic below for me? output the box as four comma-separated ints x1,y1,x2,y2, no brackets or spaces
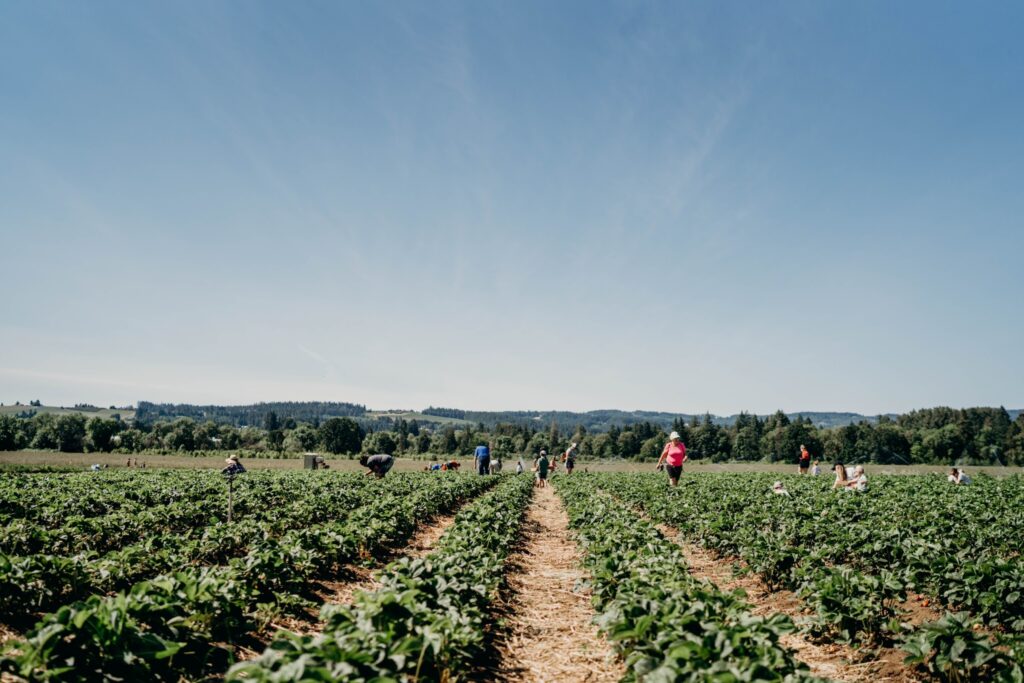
474,443,490,475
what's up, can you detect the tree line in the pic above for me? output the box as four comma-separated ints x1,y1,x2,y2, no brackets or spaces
135,401,366,426
0,406,1022,466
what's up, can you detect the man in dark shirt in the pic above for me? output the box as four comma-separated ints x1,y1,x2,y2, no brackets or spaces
360,453,395,478
222,455,246,476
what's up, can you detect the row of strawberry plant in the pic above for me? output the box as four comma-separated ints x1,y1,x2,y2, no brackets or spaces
0,473,434,623
592,473,907,647
600,473,1024,635
0,473,497,681
555,474,818,682
0,470,380,555
595,472,1024,681
226,473,534,682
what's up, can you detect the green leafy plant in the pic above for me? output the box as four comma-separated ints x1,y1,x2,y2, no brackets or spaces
901,612,1003,682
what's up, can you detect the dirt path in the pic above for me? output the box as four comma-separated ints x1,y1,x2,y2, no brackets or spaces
659,526,922,683
490,484,622,683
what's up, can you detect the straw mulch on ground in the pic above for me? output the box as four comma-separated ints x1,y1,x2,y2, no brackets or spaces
491,483,622,683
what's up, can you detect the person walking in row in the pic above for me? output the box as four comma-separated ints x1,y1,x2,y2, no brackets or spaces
534,450,550,488
656,431,687,487
474,442,490,476
360,453,394,478
798,444,811,475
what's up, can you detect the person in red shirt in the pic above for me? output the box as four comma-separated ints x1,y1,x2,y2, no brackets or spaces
656,431,687,486
799,444,811,475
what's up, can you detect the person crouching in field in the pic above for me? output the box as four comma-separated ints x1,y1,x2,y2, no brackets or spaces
360,453,394,478
846,465,868,491
948,467,971,485
534,450,550,488
657,431,687,486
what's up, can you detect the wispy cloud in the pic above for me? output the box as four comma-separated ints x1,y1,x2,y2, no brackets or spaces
296,343,336,380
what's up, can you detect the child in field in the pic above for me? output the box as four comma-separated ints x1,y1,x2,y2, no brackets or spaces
811,460,821,476
772,481,790,496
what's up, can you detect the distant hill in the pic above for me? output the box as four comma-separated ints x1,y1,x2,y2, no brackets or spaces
0,404,135,421
135,401,365,427
421,407,902,431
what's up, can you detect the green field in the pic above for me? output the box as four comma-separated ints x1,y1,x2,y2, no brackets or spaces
2,469,1024,681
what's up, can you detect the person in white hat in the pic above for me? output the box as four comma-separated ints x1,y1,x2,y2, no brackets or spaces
563,441,579,475
656,431,687,486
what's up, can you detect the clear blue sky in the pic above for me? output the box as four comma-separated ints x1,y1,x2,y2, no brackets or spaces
1,1,1021,415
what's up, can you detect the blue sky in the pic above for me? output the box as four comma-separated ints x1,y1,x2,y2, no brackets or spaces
1,1,1021,415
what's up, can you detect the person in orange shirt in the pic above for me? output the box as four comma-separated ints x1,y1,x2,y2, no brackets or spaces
799,444,811,475
656,431,687,486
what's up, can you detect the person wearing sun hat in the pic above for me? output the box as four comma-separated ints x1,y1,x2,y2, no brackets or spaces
221,454,246,476
563,441,579,475
656,431,687,486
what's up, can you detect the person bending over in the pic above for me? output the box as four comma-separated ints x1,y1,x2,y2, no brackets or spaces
360,453,395,479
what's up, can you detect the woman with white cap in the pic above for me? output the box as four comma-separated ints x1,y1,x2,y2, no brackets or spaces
656,431,687,486
563,442,579,475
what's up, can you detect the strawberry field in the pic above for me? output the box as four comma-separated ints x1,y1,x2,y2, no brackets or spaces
2,469,1024,681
